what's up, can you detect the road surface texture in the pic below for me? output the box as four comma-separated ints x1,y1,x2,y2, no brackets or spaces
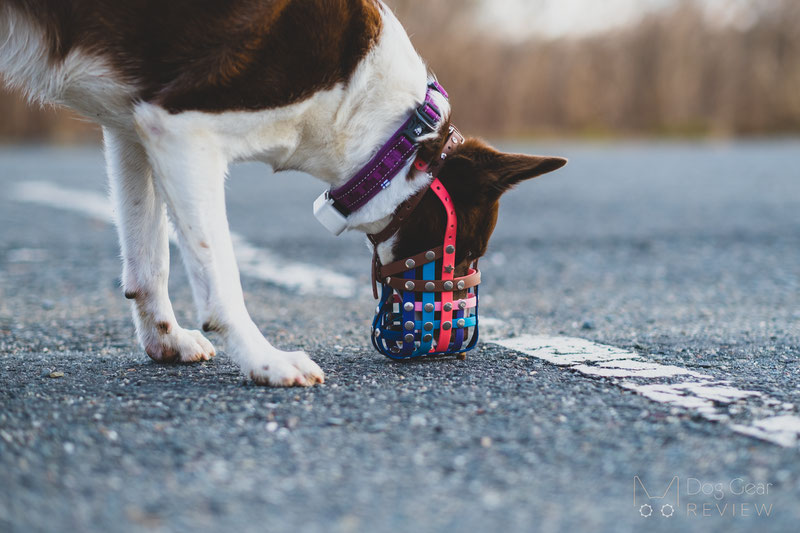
1,140,798,532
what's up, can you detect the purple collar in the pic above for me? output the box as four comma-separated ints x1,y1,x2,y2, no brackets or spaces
313,81,448,235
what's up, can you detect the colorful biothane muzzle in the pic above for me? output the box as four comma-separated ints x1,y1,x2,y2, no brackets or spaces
371,178,481,360
313,80,481,359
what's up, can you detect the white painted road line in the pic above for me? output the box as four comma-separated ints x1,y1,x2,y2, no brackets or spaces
491,335,800,447
11,181,359,298
731,416,800,448
13,180,115,222
230,233,358,298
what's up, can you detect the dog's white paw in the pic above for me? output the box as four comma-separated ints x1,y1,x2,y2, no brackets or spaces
143,324,216,364
246,351,325,387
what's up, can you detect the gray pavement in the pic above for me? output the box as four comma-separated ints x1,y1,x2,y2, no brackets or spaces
0,140,799,532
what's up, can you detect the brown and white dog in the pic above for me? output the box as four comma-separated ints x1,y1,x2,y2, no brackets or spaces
0,0,566,386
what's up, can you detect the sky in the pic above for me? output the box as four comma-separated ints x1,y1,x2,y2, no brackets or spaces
476,0,759,39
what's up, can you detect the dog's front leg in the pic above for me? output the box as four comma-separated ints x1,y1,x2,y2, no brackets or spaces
132,105,324,387
105,128,216,363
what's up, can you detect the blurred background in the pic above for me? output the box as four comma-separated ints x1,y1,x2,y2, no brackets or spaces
1,0,799,142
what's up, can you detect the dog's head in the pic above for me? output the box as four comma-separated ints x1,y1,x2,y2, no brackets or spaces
393,135,566,274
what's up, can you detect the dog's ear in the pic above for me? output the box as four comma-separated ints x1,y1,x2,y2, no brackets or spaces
488,151,568,191
439,138,567,201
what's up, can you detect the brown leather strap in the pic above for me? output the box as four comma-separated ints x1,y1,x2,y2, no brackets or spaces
428,126,465,175
379,246,444,278
371,246,381,299
385,269,481,293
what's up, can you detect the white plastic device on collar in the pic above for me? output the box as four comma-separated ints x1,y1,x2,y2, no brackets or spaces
313,190,349,236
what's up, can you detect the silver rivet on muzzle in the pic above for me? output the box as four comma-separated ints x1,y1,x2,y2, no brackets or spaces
443,281,454,291
405,281,415,291
424,303,435,313
425,282,436,291
405,321,415,331
405,259,416,269
425,251,436,261
404,302,415,312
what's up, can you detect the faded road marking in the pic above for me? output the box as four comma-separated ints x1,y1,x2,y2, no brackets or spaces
12,181,359,298
491,335,800,447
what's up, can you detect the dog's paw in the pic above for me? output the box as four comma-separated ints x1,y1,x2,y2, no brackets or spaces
144,326,216,364
246,351,325,387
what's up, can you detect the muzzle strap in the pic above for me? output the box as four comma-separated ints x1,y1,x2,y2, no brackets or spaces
419,261,437,353
384,269,481,293
402,270,417,353
430,179,457,351
379,246,444,278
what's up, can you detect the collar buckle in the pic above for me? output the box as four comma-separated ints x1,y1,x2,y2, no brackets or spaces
414,101,441,133
400,100,441,142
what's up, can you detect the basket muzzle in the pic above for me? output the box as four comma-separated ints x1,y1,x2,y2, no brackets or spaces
371,178,481,359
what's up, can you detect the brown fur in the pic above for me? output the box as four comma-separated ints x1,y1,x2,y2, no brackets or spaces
394,138,567,274
4,0,382,113
202,320,225,334
147,346,180,364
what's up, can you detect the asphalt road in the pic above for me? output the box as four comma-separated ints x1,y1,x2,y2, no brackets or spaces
0,140,798,532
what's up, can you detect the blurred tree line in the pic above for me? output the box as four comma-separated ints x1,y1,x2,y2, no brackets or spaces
1,0,798,141
391,0,800,137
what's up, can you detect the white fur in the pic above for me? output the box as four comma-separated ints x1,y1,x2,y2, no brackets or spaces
0,5,135,129
105,128,217,363
1,2,449,386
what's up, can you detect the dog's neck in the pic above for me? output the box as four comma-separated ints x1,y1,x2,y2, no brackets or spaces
255,6,451,243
